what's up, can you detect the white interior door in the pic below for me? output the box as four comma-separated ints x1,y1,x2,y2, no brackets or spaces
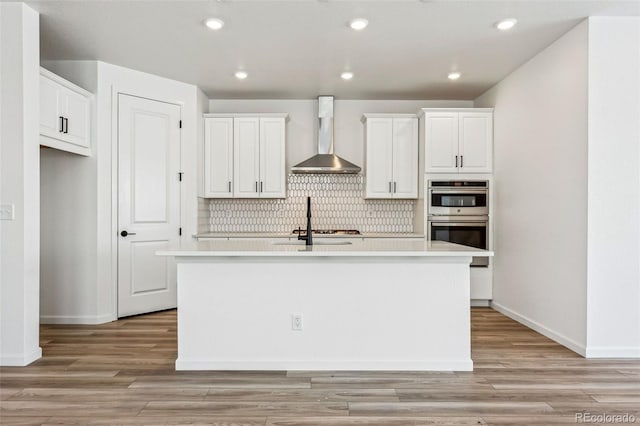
118,94,181,318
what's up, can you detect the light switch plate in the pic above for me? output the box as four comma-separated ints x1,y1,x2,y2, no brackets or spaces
0,204,15,220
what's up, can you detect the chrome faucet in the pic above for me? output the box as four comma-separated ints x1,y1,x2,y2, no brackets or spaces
297,196,313,246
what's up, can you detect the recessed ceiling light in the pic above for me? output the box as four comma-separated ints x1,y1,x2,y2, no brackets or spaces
341,72,354,80
495,18,517,31
448,72,461,81
349,18,369,31
235,71,248,80
204,18,224,30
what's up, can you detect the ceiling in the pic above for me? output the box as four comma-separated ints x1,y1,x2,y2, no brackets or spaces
29,0,640,100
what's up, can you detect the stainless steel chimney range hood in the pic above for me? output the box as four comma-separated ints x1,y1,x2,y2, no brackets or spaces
291,96,361,174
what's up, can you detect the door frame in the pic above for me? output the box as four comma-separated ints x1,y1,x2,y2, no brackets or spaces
110,85,184,319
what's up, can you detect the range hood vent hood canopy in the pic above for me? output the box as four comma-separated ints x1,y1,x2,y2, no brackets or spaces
291,96,361,174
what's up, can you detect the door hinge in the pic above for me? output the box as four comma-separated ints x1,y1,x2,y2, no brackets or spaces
179,227,182,236
178,172,183,182
179,120,182,129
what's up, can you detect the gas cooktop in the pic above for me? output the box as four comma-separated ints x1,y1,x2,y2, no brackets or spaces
292,229,361,235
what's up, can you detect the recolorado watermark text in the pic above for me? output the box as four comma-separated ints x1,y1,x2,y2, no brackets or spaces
576,412,637,423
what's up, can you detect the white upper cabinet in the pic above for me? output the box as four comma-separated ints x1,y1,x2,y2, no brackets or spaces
203,117,234,198
234,117,261,198
363,115,418,199
458,112,493,173
39,68,91,156
259,117,286,198
201,114,287,199
421,109,493,174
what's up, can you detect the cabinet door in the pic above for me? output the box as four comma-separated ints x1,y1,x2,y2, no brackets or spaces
204,117,234,198
424,112,459,173
60,88,90,148
392,117,418,198
40,75,63,139
259,117,286,198
233,117,260,198
459,112,493,173
365,118,393,198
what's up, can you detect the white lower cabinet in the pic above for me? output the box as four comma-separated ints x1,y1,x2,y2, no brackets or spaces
362,114,419,199
40,67,91,156
201,114,288,199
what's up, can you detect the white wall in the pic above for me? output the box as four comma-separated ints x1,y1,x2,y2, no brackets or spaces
39,60,201,323
586,17,640,357
475,21,589,354
209,99,473,171
0,3,42,365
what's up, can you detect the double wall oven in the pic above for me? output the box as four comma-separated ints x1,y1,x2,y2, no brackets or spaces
427,180,489,267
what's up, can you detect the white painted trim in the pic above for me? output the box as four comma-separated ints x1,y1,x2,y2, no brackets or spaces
471,299,491,307
40,313,115,325
0,347,42,367
176,359,473,371
203,113,289,120
40,135,91,156
585,347,640,359
491,301,587,357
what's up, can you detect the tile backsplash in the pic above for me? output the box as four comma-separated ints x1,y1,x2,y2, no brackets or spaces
200,174,416,234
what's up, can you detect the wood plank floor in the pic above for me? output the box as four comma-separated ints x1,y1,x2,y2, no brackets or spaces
2,308,639,425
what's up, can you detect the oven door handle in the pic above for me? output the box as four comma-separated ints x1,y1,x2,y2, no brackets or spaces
429,222,487,227
430,189,487,194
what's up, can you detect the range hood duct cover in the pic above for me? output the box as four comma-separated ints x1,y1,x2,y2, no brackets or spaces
291,96,361,174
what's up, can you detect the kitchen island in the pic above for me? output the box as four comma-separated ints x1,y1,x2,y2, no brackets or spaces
158,239,492,371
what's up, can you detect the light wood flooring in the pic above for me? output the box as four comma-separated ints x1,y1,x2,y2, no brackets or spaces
1,308,639,425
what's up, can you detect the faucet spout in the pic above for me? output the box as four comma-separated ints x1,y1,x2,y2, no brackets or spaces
297,196,313,246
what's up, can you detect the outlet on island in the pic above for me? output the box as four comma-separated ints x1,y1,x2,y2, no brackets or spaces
291,314,303,331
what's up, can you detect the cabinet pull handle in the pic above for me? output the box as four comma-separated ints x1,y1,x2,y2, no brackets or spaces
64,117,69,134
59,116,64,132
255,181,258,192
260,181,263,193
228,181,231,193
389,182,392,193
455,155,458,168
460,155,464,168
394,182,397,193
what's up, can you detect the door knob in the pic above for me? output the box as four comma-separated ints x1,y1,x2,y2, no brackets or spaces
120,230,136,237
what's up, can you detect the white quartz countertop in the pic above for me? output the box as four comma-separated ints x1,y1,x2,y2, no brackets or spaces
195,232,425,239
158,239,493,258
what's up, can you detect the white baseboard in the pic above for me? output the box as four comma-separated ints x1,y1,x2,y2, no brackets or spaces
40,313,116,325
491,301,587,356
585,346,640,358
0,347,42,366
471,299,491,307
176,359,474,372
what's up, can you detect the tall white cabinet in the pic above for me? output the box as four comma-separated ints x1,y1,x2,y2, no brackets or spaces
420,109,493,174
40,67,91,156
201,114,287,199
362,114,419,199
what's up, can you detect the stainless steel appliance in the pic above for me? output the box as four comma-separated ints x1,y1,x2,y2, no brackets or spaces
427,180,489,267
291,96,361,174
428,180,488,216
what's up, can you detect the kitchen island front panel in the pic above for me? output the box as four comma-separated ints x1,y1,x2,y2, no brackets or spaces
159,240,490,371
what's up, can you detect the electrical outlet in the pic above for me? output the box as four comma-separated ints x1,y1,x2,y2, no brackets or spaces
291,314,303,331
0,204,14,221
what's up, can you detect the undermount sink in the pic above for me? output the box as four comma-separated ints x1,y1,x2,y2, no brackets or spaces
271,240,353,246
